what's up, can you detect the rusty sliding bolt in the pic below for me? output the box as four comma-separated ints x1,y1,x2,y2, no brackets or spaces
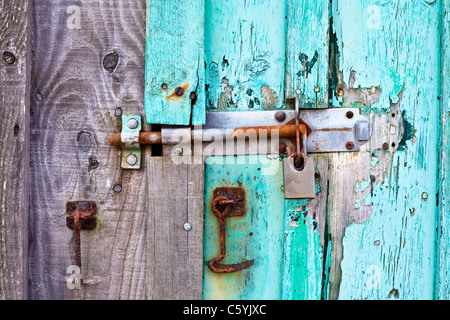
66,202,97,272
207,187,254,273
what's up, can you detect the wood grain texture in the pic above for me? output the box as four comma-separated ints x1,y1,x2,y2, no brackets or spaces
145,0,205,125
436,0,450,300
28,0,149,299
326,0,441,300
281,155,328,300
205,0,286,111
146,157,204,300
0,0,31,300
285,0,329,108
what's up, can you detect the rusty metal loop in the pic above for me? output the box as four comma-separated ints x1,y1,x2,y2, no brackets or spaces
207,193,254,273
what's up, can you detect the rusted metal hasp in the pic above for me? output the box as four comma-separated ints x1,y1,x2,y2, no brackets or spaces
66,201,97,269
207,187,254,273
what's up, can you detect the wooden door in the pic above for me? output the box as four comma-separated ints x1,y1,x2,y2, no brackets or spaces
0,0,449,300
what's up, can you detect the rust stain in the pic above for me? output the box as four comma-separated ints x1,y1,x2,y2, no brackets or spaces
165,82,190,101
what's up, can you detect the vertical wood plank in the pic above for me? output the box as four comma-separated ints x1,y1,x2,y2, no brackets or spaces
0,0,31,300
145,0,205,125
285,0,330,108
281,155,329,300
327,0,440,300
146,157,204,300
28,0,148,299
205,0,286,112
436,0,450,300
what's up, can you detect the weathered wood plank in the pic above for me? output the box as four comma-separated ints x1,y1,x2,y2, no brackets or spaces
0,0,31,300
205,0,286,111
203,155,285,299
436,0,450,300
28,0,148,299
145,0,205,125
146,157,204,300
281,155,328,300
326,0,440,300
285,0,329,108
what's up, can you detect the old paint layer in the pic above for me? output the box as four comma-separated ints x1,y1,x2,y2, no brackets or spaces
203,155,325,299
145,0,205,125
286,0,329,108
330,0,440,300
205,0,286,111
436,0,450,300
203,155,285,299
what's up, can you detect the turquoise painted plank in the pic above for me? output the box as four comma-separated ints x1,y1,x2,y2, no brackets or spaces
205,0,286,111
436,0,450,300
286,0,330,108
145,0,205,125
281,199,323,300
331,0,441,299
203,155,325,300
203,155,285,299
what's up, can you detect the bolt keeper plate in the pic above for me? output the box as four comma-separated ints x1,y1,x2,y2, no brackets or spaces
121,115,142,169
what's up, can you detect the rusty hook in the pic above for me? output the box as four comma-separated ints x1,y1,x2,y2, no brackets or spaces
207,190,254,273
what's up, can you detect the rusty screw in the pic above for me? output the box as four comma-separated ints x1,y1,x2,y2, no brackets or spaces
3,51,15,65
275,111,286,122
174,86,184,96
346,111,354,119
346,141,354,150
382,142,389,150
161,83,168,90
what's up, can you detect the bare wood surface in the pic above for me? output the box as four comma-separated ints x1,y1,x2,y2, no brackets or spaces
0,0,31,300
146,157,204,300
28,0,149,299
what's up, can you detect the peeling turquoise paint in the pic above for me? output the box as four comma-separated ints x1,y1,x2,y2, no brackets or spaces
203,155,322,300
330,0,440,299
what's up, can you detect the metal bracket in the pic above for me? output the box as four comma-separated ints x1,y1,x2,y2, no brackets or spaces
203,108,371,153
110,109,372,167
120,115,142,169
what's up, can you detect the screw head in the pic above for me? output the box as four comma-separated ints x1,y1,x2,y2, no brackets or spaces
346,111,354,119
337,88,344,97
346,141,354,150
174,86,184,96
275,111,286,122
382,142,389,150
183,222,192,231
113,184,122,193
127,118,139,129
161,83,168,90
126,154,138,166
115,108,123,117
3,51,15,65
35,93,43,101
314,86,320,93
189,92,197,100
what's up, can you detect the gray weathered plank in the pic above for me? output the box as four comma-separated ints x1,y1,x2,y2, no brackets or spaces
0,0,31,300
28,0,149,299
146,156,204,300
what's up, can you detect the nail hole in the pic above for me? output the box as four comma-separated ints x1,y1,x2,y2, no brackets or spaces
391,142,396,148
3,51,15,65
13,124,19,136
103,52,119,73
